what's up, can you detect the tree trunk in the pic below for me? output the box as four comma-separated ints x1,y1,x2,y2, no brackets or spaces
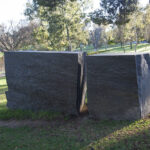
93,43,96,51
121,42,123,48
123,25,125,53
135,42,137,52
130,41,133,49
135,28,138,53
80,44,83,51
123,43,125,53
95,43,98,50
137,36,140,44
66,25,72,51
105,41,108,50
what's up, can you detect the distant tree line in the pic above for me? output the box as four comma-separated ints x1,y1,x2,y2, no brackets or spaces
90,0,150,52
0,21,37,51
0,0,150,52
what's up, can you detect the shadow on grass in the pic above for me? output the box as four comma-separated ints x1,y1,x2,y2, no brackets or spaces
0,93,143,150
97,128,150,150
0,94,148,150
82,119,150,150
0,94,136,149
0,75,149,149
0,118,137,150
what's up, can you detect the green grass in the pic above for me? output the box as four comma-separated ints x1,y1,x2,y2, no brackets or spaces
87,43,150,55
0,52,3,58
82,119,150,150
0,77,8,95
1,74,150,149
0,119,150,150
0,98,62,120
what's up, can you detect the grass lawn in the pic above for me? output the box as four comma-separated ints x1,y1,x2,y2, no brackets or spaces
88,43,150,55
0,52,3,58
0,76,150,149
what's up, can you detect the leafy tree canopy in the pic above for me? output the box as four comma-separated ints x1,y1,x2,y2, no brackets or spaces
25,0,89,51
91,0,138,25
32,0,76,11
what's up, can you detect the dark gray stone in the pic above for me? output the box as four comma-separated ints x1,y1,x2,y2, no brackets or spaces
87,53,150,120
5,51,87,115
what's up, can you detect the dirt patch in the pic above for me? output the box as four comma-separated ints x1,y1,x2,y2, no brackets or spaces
0,116,89,128
0,120,53,128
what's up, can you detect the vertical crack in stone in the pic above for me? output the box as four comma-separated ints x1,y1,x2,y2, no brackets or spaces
76,52,87,114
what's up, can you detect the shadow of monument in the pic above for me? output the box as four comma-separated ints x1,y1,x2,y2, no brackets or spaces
81,119,149,150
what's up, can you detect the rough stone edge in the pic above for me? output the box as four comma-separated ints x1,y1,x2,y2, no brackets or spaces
136,54,150,118
135,55,143,119
76,52,87,114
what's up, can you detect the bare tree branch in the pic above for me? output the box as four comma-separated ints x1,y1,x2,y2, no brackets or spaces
0,21,38,51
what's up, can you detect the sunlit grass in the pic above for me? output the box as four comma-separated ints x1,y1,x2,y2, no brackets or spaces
88,43,150,55
0,77,7,86
82,119,150,150
0,52,3,58
0,117,150,150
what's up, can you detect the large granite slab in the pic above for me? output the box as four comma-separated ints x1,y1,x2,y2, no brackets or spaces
87,53,150,120
5,51,87,115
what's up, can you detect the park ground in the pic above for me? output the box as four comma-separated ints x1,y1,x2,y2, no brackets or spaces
86,43,150,55
1,44,150,149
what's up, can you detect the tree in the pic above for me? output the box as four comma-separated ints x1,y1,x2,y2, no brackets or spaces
124,22,135,49
0,22,37,51
89,25,102,50
105,26,117,46
90,0,138,26
112,26,124,47
125,9,144,51
90,0,138,52
31,0,76,11
144,5,150,43
25,0,89,51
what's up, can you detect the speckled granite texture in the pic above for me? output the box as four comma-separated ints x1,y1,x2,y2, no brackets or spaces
5,51,87,115
87,53,150,120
